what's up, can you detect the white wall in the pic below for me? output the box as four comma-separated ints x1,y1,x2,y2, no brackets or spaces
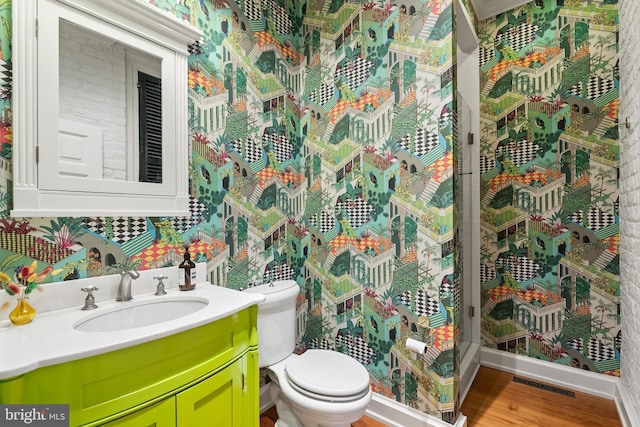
618,0,640,424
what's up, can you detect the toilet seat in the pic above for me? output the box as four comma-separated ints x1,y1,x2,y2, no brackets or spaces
284,350,370,403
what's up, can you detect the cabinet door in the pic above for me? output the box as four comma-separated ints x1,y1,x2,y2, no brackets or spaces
99,397,176,427
176,357,245,426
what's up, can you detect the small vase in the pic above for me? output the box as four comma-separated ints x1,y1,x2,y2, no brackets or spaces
9,297,36,325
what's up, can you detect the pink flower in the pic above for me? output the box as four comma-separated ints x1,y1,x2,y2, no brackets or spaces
34,266,53,283
385,297,394,312
7,283,20,295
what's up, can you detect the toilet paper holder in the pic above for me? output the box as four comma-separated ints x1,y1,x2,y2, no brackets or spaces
405,337,428,355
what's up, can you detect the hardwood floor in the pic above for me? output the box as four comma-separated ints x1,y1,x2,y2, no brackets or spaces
259,405,386,427
461,366,621,427
260,366,622,426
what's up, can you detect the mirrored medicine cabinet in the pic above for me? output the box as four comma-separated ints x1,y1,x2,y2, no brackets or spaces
12,0,202,217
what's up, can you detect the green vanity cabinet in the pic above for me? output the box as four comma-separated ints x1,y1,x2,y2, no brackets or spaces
0,306,260,427
102,351,258,427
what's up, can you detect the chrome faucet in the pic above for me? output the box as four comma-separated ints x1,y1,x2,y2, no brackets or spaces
116,270,140,301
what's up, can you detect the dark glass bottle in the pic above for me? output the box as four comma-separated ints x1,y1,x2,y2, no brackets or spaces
179,246,196,291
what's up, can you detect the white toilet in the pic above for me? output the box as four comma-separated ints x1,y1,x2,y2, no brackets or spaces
244,280,372,427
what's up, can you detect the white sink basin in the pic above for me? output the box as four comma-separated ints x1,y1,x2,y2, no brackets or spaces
74,297,208,332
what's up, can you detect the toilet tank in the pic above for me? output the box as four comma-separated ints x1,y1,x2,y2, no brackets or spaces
243,280,300,368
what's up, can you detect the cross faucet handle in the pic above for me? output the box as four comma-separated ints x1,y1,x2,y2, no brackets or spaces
81,286,99,310
154,275,168,296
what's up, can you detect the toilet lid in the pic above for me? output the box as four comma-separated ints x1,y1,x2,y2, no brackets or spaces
285,350,370,399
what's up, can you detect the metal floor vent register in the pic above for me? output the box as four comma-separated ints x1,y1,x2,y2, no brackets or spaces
512,376,576,398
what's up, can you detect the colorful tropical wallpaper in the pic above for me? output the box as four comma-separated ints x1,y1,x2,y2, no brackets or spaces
0,0,464,422
478,0,621,377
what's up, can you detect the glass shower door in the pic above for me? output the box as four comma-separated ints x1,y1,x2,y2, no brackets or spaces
456,88,481,403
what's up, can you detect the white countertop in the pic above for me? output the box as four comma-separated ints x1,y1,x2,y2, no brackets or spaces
0,271,265,379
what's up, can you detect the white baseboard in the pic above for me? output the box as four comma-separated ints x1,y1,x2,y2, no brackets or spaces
259,382,274,414
615,382,639,427
459,342,480,403
259,383,468,427
366,393,467,427
260,347,628,426
480,347,619,399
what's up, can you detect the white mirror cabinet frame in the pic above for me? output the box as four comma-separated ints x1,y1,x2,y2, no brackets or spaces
11,0,202,217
